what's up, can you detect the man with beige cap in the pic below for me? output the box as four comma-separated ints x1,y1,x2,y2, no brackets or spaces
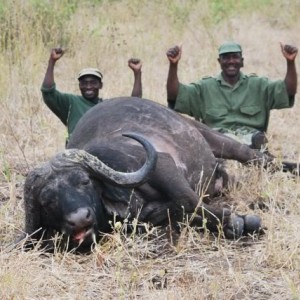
41,47,142,144
166,41,298,150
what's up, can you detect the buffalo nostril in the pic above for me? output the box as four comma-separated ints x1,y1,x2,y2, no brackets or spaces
67,221,76,227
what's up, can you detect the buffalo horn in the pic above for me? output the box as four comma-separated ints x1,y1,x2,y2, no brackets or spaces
51,133,157,187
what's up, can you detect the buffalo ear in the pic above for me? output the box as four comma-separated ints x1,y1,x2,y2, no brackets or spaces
22,163,51,238
12,167,46,251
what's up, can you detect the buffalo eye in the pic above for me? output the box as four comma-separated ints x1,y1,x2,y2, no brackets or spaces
69,172,91,186
40,197,58,211
80,178,90,186
39,189,59,210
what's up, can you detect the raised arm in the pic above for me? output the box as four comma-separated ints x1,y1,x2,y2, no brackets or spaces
128,58,142,98
42,48,65,88
166,45,182,108
280,43,298,96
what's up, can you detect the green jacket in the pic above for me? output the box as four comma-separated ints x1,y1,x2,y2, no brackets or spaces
174,72,294,134
41,84,102,138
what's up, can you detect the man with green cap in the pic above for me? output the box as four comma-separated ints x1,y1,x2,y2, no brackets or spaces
41,47,143,145
165,41,298,149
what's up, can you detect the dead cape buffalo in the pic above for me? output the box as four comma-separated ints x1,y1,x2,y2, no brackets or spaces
19,97,266,252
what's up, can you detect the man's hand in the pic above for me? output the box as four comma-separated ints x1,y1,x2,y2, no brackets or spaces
280,43,298,62
128,58,142,73
50,47,65,62
166,45,182,64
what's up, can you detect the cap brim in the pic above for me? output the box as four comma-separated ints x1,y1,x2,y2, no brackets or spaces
78,68,103,80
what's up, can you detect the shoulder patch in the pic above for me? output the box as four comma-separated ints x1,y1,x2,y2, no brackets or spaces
202,76,212,80
248,73,258,77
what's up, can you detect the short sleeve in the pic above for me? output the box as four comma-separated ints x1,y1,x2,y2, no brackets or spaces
175,82,203,120
266,79,294,109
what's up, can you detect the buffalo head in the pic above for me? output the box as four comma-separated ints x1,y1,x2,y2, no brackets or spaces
19,133,157,252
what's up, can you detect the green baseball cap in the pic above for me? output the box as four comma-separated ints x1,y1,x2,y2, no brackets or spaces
218,41,242,55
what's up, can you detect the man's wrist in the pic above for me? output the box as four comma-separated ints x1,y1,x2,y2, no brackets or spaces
287,60,295,65
48,59,56,66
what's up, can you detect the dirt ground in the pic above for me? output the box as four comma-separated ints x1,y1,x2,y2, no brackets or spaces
0,1,300,299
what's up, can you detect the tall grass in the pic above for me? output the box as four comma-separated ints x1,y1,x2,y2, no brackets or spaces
0,0,300,298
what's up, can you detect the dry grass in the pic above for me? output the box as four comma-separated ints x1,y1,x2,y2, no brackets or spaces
0,0,300,299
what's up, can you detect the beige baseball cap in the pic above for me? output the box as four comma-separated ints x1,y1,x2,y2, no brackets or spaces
78,68,103,80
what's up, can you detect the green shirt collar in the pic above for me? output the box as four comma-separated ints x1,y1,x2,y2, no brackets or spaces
88,97,103,105
216,72,247,88
80,96,103,105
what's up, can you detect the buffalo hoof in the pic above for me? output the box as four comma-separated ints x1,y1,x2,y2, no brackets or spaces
224,214,244,239
243,215,262,234
224,214,263,239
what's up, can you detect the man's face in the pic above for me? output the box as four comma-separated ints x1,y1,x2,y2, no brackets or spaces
79,75,102,101
218,52,244,78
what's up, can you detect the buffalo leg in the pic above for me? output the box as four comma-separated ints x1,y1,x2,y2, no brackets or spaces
147,153,255,237
185,118,266,163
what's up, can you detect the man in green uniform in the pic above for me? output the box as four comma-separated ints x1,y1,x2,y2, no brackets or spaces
166,42,298,149
41,47,142,143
